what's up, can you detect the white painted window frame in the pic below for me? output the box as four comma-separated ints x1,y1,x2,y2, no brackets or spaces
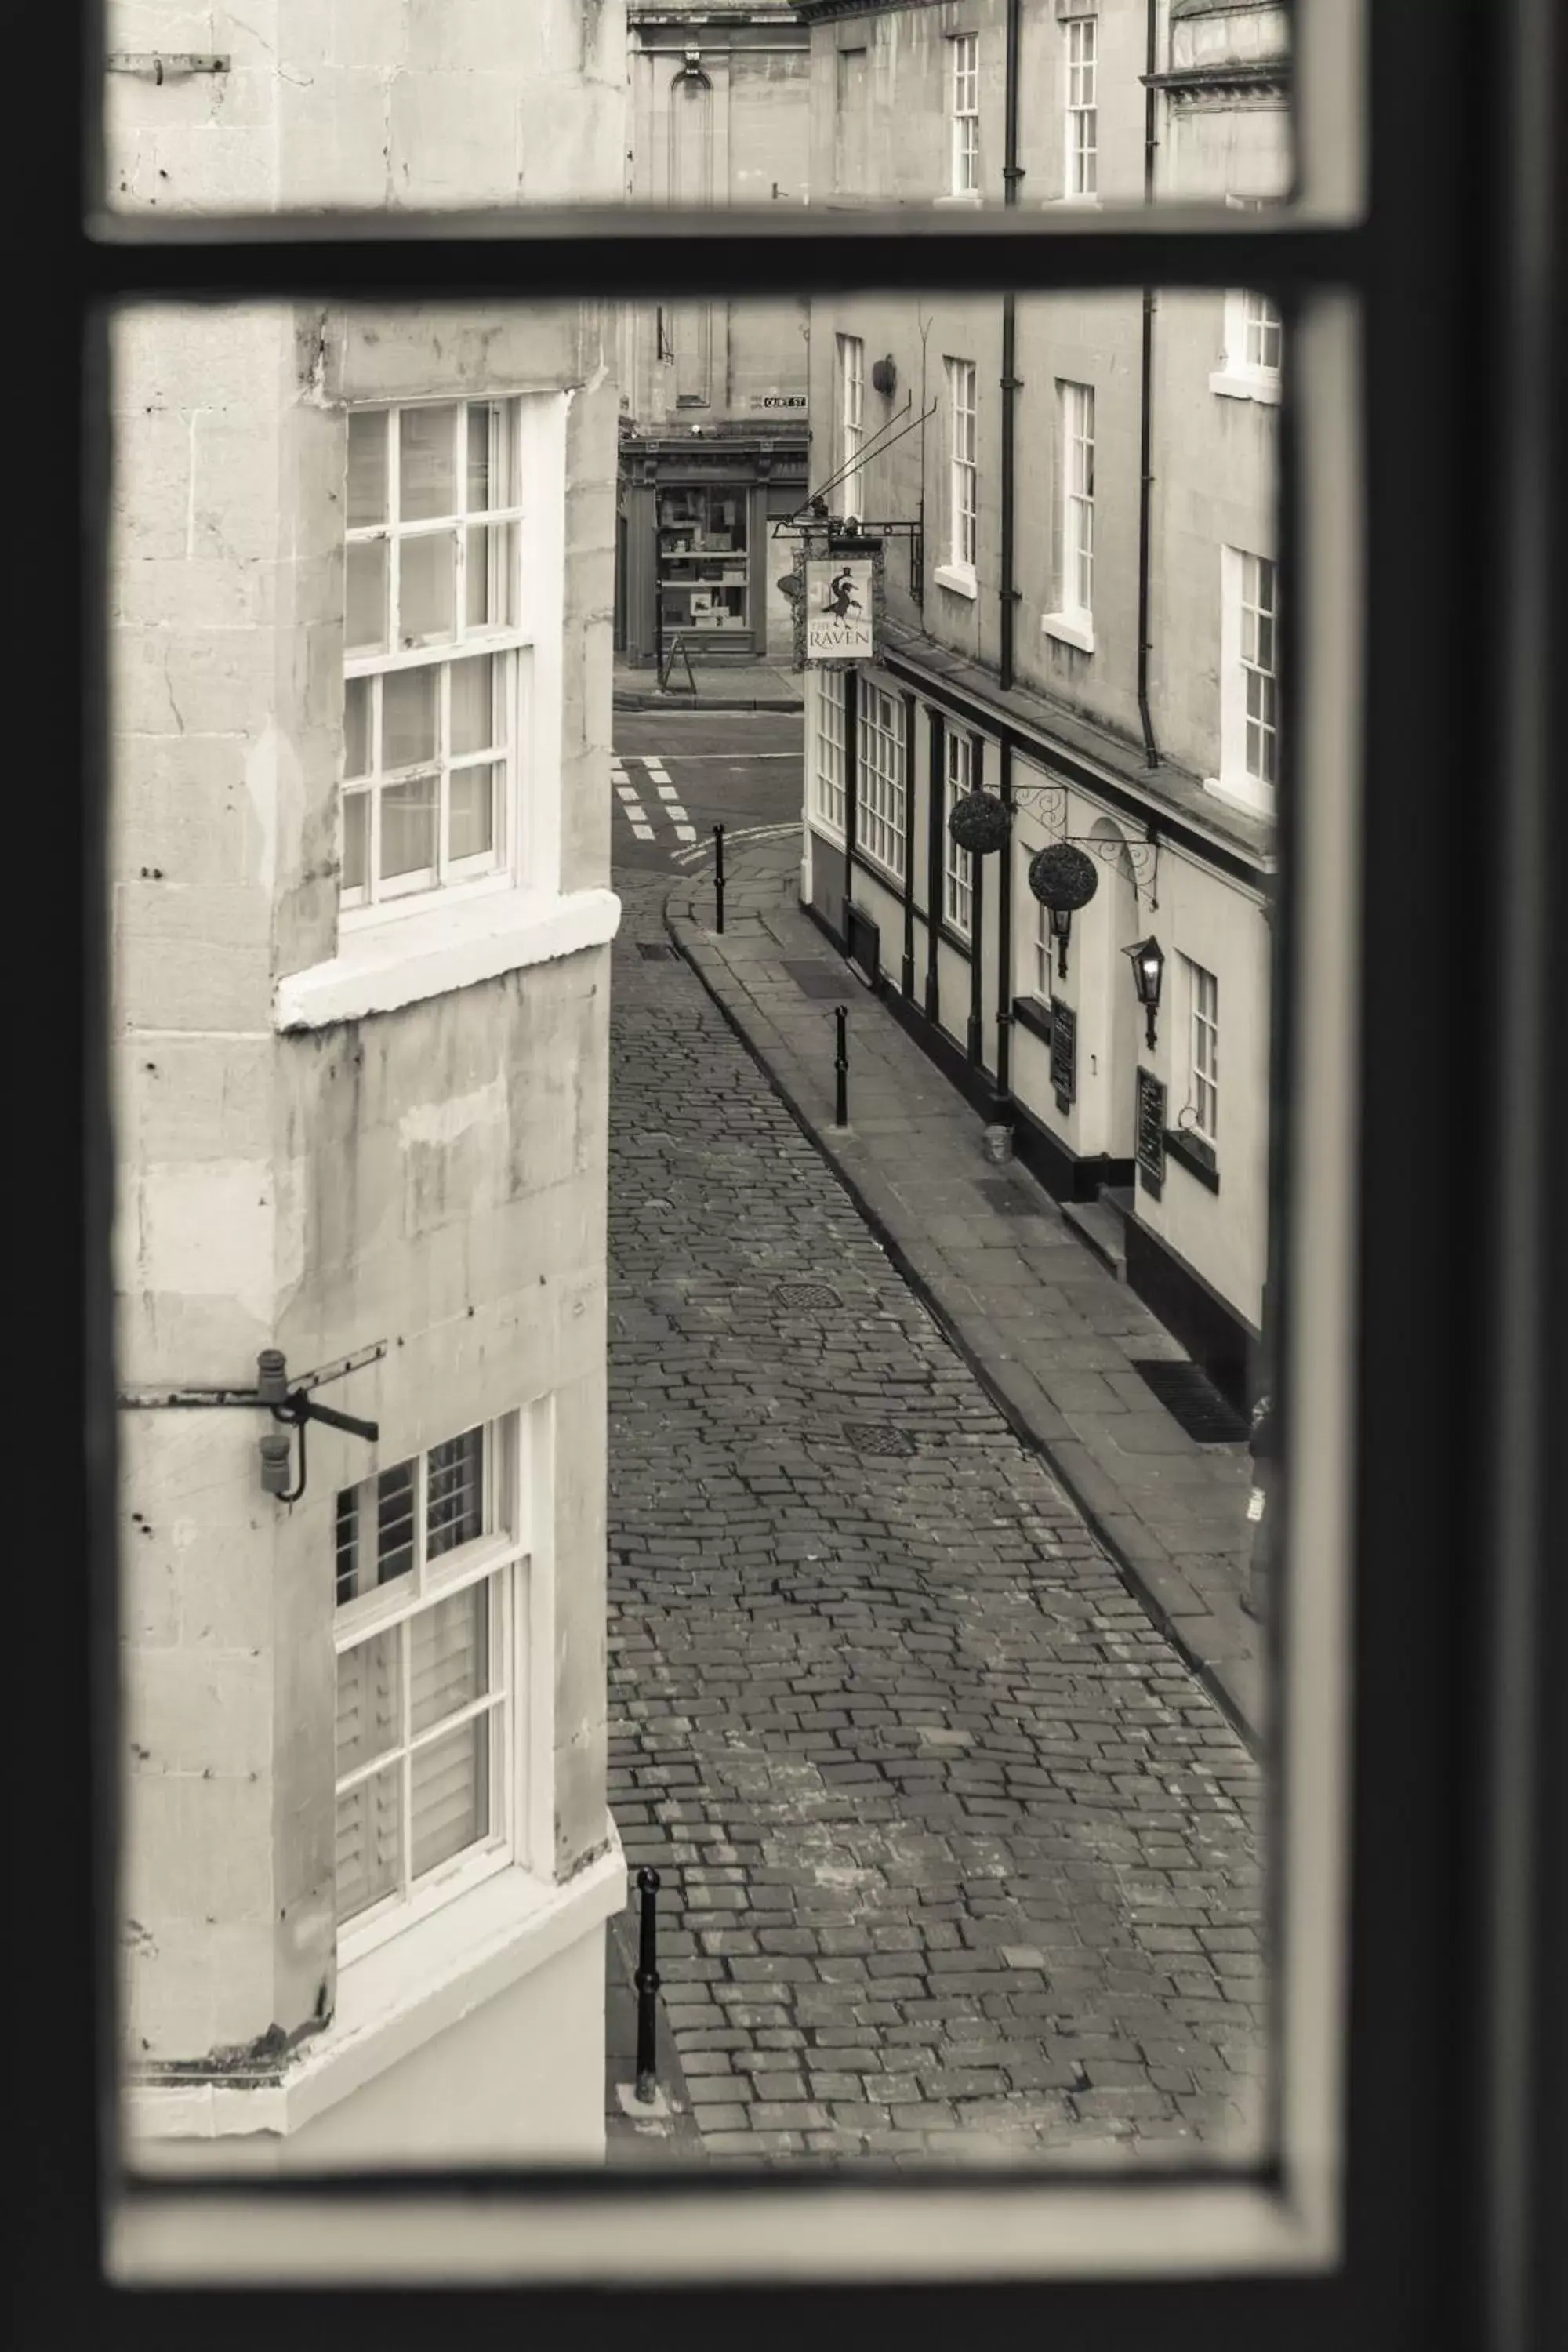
1032,885,1054,999
939,356,978,595
1210,544,1281,817
332,1412,535,1969
1064,13,1098,201
836,331,866,521
1184,953,1221,1145
811,667,848,838
1213,287,1285,404
856,683,906,880
949,32,980,198
942,729,975,935
1045,379,1097,652
339,392,567,931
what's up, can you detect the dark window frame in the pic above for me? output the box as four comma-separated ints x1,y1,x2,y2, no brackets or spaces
24,0,1563,2343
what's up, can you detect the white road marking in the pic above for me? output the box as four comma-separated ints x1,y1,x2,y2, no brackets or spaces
630,822,655,840
674,824,697,842
615,784,638,801
655,783,679,800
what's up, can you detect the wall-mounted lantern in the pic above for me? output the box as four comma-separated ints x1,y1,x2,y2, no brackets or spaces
256,1348,379,1506
1049,902,1073,979
1123,934,1166,1050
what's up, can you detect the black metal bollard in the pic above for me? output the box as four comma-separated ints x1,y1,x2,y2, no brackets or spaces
633,1866,661,2104
713,822,725,935
833,1004,849,1127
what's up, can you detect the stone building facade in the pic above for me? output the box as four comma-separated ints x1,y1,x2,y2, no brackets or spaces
107,3,628,2168
795,0,1288,1406
616,3,813,666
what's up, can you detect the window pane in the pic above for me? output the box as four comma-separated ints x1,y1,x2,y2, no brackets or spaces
466,404,495,513
336,1763,404,1926
449,655,498,755
346,410,387,528
381,666,438,770
411,1718,491,1880
376,1460,418,1585
343,675,372,777
379,778,440,880
448,765,499,863
410,1583,490,1737
345,539,387,655
399,405,458,521
466,524,516,631
336,1628,403,1777
342,790,368,895
399,532,456,646
427,1427,487,1556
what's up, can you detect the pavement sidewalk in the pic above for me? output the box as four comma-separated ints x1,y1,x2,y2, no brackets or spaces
663,847,1268,1755
615,655,804,715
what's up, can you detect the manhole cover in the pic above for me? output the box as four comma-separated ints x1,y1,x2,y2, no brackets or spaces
842,1422,916,1457
782,961,851,1000
1128,1359,1250,1444
976,1178,1044,1218
637,942,680,961
773,1281,841,1311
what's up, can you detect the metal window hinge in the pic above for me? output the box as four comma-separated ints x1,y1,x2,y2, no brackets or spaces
106,54,230,86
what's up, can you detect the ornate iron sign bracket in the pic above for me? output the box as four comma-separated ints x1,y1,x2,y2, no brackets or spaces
1010,781,1162,909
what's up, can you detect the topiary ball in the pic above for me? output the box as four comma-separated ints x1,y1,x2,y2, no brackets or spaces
1026,840,1099,910
946,791,1013,855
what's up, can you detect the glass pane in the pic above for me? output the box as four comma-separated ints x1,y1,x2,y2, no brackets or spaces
399,405,458,522
410,1582,490,1737
381,665,438,770
466,524,516,632
410,1717,490,1880
342,790,368,895
379,778,439,880
343,675,372,777
466,403,495,514
336,1627,403,1777
399,532,456,646
448,764,499,864
449,655,498,754
336,1763,403,1926
426,1427,487,1557
345,539,387,655
346,410,387,528
376,1460,417,1585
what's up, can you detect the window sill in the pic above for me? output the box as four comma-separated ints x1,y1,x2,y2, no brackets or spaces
1043,610,1097,655
1165,1127,1221,1192
1209,367,1283,406
933,562,978,601
275,885,622,1033
123,1842,626,2148
1203,771,1276,822
1051,194,1102,211
1011,992,1054,1046
934,191,983,209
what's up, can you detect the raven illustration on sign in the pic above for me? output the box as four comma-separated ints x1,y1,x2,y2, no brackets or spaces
824,568,863,619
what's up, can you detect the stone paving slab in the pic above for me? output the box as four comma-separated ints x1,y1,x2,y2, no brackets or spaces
666,858,1266,1754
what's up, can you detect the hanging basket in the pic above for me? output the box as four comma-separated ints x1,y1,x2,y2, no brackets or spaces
946,791,1013,855
1026,840,1099,911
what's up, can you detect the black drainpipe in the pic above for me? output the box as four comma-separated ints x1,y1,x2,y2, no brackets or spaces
993,0,1024,1116
999,0,1023,691
1136,0,1161,771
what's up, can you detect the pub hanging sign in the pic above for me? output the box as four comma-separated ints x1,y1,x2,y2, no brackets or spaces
804,557,876,662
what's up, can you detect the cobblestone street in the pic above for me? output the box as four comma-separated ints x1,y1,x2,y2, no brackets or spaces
606,867,1269,2169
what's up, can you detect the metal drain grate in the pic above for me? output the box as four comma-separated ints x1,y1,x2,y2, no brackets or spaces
1128,1359,1250,1444
842,1421,916,1457
773,1280,841,1311
782,961,852,1000
976,1178,1044,1218
637,942,680,961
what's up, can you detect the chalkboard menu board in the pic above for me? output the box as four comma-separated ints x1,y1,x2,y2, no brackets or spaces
1049,996,1076,1109
1135,1066,1167,1197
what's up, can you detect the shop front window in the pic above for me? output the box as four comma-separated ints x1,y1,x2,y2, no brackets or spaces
657,485,750,645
